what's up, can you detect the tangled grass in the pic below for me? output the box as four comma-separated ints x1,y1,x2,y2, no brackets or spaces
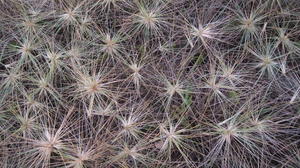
0,0,300,167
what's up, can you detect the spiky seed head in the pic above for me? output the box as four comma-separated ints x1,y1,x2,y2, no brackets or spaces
35,130,63,156
129,63,141,73
60,9,77,22
219,125,238,143
138,10,158,30
241,18,255,32
191,25,213,39
38,78,48,89
166,82,183,96
19,42,33,57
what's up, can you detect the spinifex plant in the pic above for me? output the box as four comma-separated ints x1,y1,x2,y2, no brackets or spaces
1,0,300,168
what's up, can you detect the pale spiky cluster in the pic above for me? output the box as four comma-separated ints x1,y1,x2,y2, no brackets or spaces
0,0,300,167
